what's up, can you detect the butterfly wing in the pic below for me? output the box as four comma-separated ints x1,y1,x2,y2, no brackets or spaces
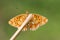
8,14,28,30
28,14,48,31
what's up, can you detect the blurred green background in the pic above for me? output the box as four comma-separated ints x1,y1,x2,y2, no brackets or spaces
0,0,60,40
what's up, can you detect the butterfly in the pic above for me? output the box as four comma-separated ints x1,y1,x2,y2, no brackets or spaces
8,12,48,31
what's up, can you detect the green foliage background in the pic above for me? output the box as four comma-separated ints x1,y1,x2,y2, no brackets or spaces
0,0,60,40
